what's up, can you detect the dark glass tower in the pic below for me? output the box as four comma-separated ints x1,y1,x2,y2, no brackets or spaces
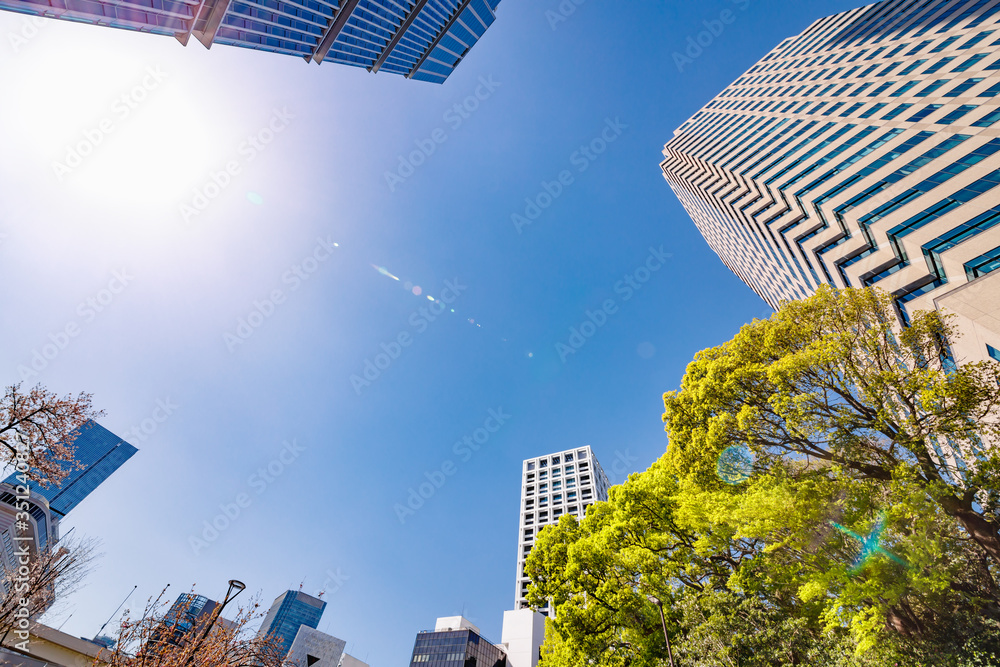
409,618,507,667
257,590,326,654
2,420,138,517
0,0,503,83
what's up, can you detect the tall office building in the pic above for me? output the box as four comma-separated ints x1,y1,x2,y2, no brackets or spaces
3,421,138,518
150,593,222,648
257,590,326,655
408,617,506,667
661,0,1000,363
514,446,609,613
0,0,502,84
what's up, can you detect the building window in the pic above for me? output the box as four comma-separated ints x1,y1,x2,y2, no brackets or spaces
553,494,562,503
539,460,547,468
553,481,562,491
552,456,560,465
539,496,548,507
539,483,548,493
577,449,586,458
539,471,547,480
989,345,1000,362
526,462,534,471
564,453,573,461
566,478,576,488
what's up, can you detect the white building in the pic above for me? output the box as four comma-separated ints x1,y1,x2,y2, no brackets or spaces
285,625,368,667
514,446,609,613
500,609,546,667
660,0,1000,363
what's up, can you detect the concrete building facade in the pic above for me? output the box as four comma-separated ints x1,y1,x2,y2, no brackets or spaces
660,0,1000,363
499,609,545,667
514,446,609,613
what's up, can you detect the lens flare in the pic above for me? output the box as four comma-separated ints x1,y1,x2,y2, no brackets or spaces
830,514,908,573
716,445,754,485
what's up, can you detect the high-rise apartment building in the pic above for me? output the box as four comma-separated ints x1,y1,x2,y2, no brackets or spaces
514,446,609,612
0,0,502,84
661,0,1000,363
2,420,138,518
257,590,326,655
408,617,506,667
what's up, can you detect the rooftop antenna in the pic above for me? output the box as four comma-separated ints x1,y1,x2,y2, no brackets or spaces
56,612,74,631
94,585,137,640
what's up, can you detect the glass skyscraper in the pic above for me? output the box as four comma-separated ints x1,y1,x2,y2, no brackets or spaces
409,617,507,667
660,0,1000,363
257,590,326,654
0,0,502,83
2,420,138,517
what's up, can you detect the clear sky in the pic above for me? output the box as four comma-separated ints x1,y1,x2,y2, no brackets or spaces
0,0,862,662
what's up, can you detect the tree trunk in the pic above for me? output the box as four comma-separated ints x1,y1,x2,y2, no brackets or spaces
939,496,1000,564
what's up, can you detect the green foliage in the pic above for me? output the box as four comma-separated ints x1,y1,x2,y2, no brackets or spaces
528,287,1000,667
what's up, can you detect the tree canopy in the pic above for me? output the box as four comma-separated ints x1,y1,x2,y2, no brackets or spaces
526,287,1000,666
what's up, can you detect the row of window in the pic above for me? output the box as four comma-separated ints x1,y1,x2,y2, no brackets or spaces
525,450,586,470
525,461,584,482
524,488,592,512
730,47,998,95
521,504,591,540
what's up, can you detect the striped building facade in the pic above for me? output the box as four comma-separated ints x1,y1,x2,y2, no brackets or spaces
0,0,502,83
661,0,1000,363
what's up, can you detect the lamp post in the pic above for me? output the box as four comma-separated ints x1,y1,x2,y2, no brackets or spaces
181,579,246,667
647,595,676,667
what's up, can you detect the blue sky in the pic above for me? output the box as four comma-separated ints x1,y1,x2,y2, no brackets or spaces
0,0,861,661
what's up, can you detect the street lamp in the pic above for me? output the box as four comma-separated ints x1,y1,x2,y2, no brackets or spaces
647,595,676,667
181,580,246,667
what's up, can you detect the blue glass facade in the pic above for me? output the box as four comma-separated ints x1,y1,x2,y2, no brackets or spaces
258,590,326,654
0,0,502,83
149,593,220,649
409,627,506,667
2,420,138,518
661,0,1000,330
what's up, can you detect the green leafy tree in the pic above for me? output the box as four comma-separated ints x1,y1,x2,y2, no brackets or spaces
662,286,1000,563
525,287,1000,666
